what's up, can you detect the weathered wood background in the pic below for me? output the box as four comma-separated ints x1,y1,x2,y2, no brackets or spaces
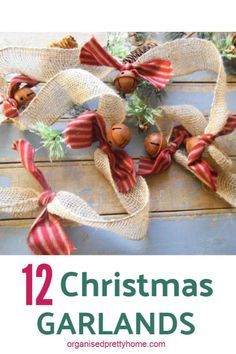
0,33,236,255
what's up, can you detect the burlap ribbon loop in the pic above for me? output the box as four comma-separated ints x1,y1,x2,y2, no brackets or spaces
158,105,236,206
9,68,125,130
0,68,149,251
0,143,150,249
0,39,112,90
134,37,236,205
11,139,75,255
136,38,228,135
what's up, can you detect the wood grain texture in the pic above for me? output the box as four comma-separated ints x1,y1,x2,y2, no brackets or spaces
0,212,236,255
1,32,236,255
0,159,234,220
1,82,236,162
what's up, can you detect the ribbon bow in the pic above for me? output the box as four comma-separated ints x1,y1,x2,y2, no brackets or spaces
2,74,38,119
63,111,136,193
13,139,75,255
138,126,189,176
80,37,173,90
187,114,236,191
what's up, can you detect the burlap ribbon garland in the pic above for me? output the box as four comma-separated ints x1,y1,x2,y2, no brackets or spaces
3,68,125,129
131,38,236,206
0,69,150,252
155,105,236,206
0,148,150,247
0,42,112,91
0,37,235,254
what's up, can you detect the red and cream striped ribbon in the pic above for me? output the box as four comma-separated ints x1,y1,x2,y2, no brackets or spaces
187,114,236,191
138,126,189,177
80,37,173,90
2,74,38,119
13,139,75,255
63,111,136,193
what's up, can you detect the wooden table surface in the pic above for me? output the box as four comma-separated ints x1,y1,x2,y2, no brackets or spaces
0,33,236,255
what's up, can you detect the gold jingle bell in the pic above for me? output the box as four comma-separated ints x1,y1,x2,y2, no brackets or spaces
114,70,138,94
14,87,36,108
144,132,167,158
106,123,131,149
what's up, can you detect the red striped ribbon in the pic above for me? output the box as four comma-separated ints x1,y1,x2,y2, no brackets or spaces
63,111,136,193
2,96,19,118
2,74,38,119
187,114,236,191
13,139,75,255
138,126,189,176
80,37,173,90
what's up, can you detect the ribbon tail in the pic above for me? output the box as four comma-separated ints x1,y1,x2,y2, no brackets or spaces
189,160,218,191
2,98,19,118
28,209,75,255
134,59,173,90
109,150,136,193
218,114,236,136
64,111,105,149
13,139,51,190
80,37,121,69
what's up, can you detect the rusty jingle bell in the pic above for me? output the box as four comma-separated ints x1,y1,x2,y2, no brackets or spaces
114,70,138,94
106,123,131,149
185,136,201,154
144,132,167,158
13,86,36,108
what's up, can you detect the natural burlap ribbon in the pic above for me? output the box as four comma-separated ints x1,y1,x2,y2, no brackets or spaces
13,139,75,255
3,68,125,129
131,37,236,206
0,37,235,254
0,68,150,253
0,40,112,91
0,145,150,252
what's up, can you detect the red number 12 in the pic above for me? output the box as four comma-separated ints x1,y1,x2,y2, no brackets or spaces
22,264,53,306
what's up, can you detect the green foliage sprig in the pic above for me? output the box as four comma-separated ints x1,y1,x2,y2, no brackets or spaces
127,94,162,130
107,32,130,59
31,123,65,161
212,34,236,60
136,81,166,108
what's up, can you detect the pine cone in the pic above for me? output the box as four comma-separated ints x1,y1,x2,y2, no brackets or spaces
123,41,158,63
48,35,78,49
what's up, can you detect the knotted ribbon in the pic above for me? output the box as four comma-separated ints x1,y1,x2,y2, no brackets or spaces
80,37,173,90
138,126,189,177
2,74,38,119
63,111,136,193
13,139,75,255
187,114,236,191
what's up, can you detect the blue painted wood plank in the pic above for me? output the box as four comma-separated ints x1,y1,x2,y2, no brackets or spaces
1,85,236,162
0,213,236,255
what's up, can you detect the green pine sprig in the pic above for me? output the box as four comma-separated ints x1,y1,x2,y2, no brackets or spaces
126,94,162,127
212,34,236,60
106,32,130,59
31,123,65,161
136,81,166,108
